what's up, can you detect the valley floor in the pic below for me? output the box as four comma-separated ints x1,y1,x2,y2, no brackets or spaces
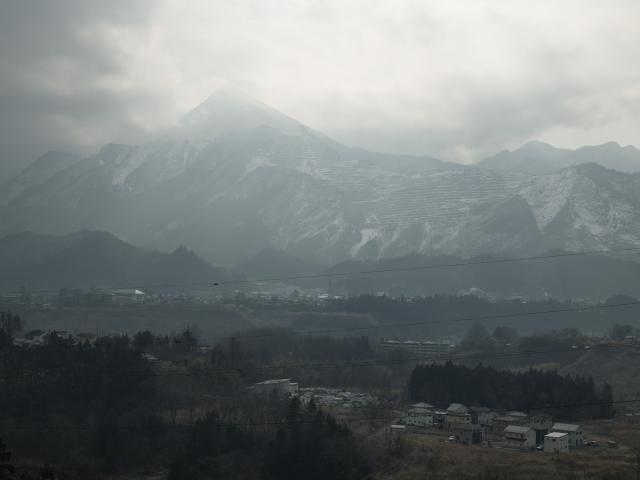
373,417,640,480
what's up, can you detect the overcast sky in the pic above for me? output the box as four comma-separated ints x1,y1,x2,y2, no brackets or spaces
1,0,639,181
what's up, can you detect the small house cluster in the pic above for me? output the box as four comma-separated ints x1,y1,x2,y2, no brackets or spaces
297,387,376,408
13,330,99,348
401,402,583,452
248,378,299,397
248,380,376,408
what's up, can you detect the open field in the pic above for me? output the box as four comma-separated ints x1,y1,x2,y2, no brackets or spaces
371,417,640,480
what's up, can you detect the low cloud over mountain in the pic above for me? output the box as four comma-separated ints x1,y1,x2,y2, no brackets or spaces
1,91,639,267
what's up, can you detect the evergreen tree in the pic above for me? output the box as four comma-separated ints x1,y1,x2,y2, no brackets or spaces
601,383,614,419
0,439,16,479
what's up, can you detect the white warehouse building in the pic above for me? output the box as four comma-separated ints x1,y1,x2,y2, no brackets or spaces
544,432,569,453
249,379,299,397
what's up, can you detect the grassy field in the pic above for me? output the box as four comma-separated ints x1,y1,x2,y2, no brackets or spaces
372,417,640,479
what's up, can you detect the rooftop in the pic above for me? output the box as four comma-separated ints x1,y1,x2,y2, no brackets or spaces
552,423,581,432
494,415,517,422
471,406,491,413
546,432,568,438
411,402,435,409
109,288,145,295
447,403,469,414
505,425,532,434
255,378,292,385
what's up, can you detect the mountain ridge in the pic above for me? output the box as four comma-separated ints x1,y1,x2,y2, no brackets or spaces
479,140,640,174
0,230,240,292
1,89,640,266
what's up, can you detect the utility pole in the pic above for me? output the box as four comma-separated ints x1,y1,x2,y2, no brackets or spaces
633,435,640,480
230,336,237,367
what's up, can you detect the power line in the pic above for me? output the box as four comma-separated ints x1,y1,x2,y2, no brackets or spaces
0,398,639,431
14,299,640,345
208,300,640,342
5,246,640,295
199,343,640,376
1,343,637,382
212,247,640,287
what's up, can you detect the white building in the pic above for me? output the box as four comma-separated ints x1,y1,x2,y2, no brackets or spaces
530,414,554,444
470,406,496,427
404,402,434,427
389,424,407,437
544,432,569,453
551,423,583,447
433,410,447,427
504,425,536,450
446,403,473,429
507,411,530,425
491,415,519,433
107,288,146,304
250,379,299,397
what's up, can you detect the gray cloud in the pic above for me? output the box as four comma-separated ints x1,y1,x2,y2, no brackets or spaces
1,0,640,181
0,0,157,180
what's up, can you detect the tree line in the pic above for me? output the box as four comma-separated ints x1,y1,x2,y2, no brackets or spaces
408,362,613,420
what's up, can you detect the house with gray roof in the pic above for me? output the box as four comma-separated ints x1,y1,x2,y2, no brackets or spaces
504,425,536,450
551,423,583,447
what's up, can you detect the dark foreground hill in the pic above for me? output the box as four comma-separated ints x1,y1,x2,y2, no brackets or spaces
0,230,240,292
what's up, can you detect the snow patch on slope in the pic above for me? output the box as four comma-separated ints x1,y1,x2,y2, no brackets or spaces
350,228,382,256
519,169,577,229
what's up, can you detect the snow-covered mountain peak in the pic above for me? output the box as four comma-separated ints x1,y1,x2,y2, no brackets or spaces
3,92,640,266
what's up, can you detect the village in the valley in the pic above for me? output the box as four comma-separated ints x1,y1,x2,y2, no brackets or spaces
249,376,633,458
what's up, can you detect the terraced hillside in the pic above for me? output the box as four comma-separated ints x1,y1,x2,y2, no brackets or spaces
1,89,639,266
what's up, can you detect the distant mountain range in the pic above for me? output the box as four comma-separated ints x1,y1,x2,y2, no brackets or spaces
240,248,323,278
0,151,80,207
1,88,639,267
480,140,640,175
0,230,239,292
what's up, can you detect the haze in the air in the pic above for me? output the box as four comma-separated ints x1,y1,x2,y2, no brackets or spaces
1,0,640,181
4,2,640,479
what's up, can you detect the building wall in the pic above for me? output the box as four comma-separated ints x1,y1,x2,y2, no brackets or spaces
505,430,536,449
567,431,582,447
253,380,297,397
446,414,471,429
404,411,433,427
476,411,496,426
544,435,569,453
554,429,583,447
458,428,483,445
